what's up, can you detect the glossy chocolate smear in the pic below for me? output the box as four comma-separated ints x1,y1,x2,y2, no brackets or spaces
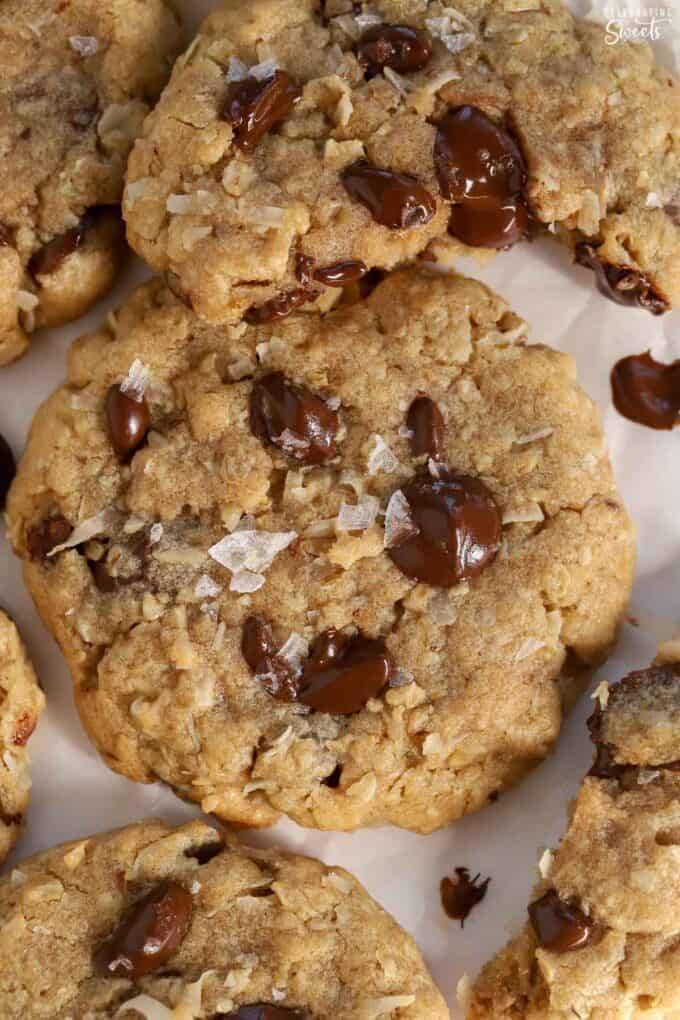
576,244,667,315
241,615,300,702
342,160,436,230
245,288,315,325
299,629,393,714
610,351,680,429
95,882,193,978
407,396,445,460
435,106,528,248
223,1007,309,1020
106,385,150,461
250,372,339,464
28,207,103,277
313,260,368,287
441,867,491,927
224,71,301,153
388,471,501,586
26,515,72,560
528,890,593,952
0,434,15,511
358,25,433,75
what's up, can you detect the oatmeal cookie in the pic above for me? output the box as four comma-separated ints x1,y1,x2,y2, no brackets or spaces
7,268,635,833
0,817,448,1018
0,0,182,366
124,0,680,324
466,653,680,1020
0,611,45,863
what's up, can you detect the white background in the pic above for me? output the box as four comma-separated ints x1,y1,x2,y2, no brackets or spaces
1,1,679,1013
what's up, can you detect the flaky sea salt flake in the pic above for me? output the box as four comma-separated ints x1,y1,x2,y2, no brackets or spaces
120,359,150,402
368,434,399,476
227,56,249,82
278,633,309,675
195,575,222,599
337,494,380,532
383,489,418,549
250,58,278,81
69,35,98,56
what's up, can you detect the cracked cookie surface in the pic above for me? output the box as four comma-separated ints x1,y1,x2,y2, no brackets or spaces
0,817,449,1018
0,0,182,366
0,611,45,863
7,268,635,833
466,653,680,1020
123,0,680,324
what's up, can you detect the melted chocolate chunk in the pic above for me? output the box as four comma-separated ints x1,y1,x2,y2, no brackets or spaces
313,260,368,287
245,289,315,325
435,106,528,249
575,244,667,315
440,868,490,927
250,372,340,464
26,516,72,560
298,630,393,714
185,838,225,865
241,616,300,702
406,396,445,460
28,207,103,278
528,890,593,953
295,254,315,286
610,351,680,430
357,25,433,76
342,160,436,230
222,1007,308,1020
89,559,118,594
95,882,193,979
0,434,16,511
224,71,301,153
322,764,343,788
106,385,150,461
388,470,501,587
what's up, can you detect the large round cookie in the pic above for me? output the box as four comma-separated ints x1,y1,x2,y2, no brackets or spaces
0,611,45,862
466,647,680,1020
0,0,182,366
0,817,448,1018
124,0,680,325
7,268,635,833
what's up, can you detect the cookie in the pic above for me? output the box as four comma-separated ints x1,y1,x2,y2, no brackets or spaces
465,656,680,1020
7,267,635,833
123,0,680,326
0,0,182,366
0,611,45,863
0,816,449,1018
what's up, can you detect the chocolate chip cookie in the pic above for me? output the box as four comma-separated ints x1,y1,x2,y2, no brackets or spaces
123,0,680,325
0,611,44,863
466,648,680,1020
0,817,448,1018
7,267,635,833
0,0,182,366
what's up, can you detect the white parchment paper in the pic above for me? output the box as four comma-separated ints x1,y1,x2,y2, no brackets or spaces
1,2,679,1014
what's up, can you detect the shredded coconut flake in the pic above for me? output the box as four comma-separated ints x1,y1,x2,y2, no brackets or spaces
515,636,546,661
114,995,172,1020
515,427,554,445
383,67,413,95
591,681,610,709
250,58,278,80
48,508,117,557
638,769,661,785
646,191,663,209
538,848,554,879
389,667,414,688
426,8,476,53
354,11,384,29
368,434,399,476
17,290,39,312
227,56,249,82
383,490,418,549
456,975,473,1011
502,504,544,525
195,574,222,599
337,494,380,532
120,359,150,402
365,995,416,1018
230,570,266,593
333,14,361,39
69,34,98,56
150,523,163,545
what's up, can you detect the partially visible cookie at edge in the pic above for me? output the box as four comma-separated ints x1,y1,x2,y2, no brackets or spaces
7,267,635,834
0,610,45,863
466,654,680,1020
0,817,450,1019
123,0,680,325
0,0,182,366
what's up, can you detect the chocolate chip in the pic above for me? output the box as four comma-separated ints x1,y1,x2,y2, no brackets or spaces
250,372,340,464
224,71,301,153
313,260,368,287
575,244,667,315
222,1007,309,1020
435,106,528,249
298,629,393,714
0,434,16,512
95,882,193,979
322,764,343,788
106,385,150,461
440,867,490,927
610,351,680,430
357,25,433,76
342,160,436,230
26,516,72,560
28,208,102,278
528,890,593,953
184,838,224,865
241,616,300,702
245,289,315,325
388,470,501,587
406,396,445,460
89,559,119,594
0,810,22,828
